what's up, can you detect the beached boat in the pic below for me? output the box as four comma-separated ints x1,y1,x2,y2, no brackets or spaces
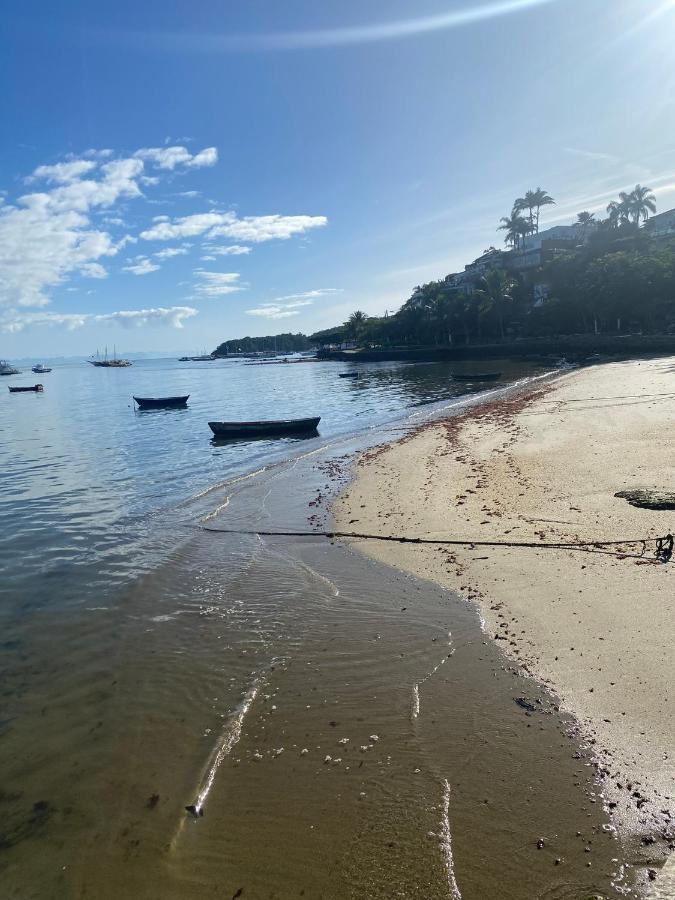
32,364,52,374
208,417,321,438
452,372,502,382
9,384,43,393
133,395,189,410
338,372,360,379
0,360,20,375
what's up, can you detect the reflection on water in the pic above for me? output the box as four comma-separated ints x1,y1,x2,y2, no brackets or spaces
0,356,544,606
3,356,639,898
0,432,637,898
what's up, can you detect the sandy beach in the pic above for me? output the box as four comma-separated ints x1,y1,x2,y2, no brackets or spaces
334,357,675,887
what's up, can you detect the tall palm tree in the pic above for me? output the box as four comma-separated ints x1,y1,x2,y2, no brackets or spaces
530,188,555,232
345,310,368,341
513,193,535,232
474,269,516,340
576,211,595,241
498,213,530,249
606,200,621,228
618,191,633,224
628,184,656,224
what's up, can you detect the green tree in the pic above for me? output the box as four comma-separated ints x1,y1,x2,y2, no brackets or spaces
474,269,517,339
628,184,656,224
345,310,368,341
498,213,530,249
530,188,555,233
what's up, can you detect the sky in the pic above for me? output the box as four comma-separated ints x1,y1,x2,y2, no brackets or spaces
1,0,675,356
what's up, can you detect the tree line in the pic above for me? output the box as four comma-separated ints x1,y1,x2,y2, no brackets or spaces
329,184,673,345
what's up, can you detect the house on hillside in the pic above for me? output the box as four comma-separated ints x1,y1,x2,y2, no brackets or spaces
644,207,675,238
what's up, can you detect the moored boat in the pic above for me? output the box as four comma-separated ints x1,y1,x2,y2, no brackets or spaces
0,360,20,375
451,372,502,382
208,417,321,439
32,364,52,374
89,347,132,367
9,384,43,393
133,395,189,409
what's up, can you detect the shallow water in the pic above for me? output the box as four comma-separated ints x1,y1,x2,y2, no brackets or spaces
0,357,640,897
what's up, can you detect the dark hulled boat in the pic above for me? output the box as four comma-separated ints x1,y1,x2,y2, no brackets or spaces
451,372,502,382
133,395,189,409
338,372,360,378
208,417,320,439
9,384,43,393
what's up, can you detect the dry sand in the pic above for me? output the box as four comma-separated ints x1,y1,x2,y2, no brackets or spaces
334,357,675,887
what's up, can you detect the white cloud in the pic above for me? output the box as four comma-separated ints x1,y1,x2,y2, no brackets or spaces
140,210,327,243
79,262,108,279
134,145,218,171
178,190,201,198
29,159,98,184
123,256,160,275
1,305,197,332
140,212,224,240
154,245,190,260
204,244,251,256
193,269,242,297
245,288,341,319
210,213,328,243
200,255,216,261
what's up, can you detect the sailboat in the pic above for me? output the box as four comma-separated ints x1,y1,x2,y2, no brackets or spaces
88,346,132,368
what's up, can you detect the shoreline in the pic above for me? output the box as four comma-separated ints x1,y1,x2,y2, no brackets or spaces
333,357,675,889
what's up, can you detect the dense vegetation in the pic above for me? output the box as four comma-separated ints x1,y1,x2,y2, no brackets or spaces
214,184,674,353
214,333,311,355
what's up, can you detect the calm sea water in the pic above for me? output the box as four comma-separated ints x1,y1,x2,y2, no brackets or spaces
1,355,632,900
0,355,544,611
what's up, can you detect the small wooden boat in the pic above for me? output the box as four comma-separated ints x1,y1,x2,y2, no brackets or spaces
133,395,189,409
208,417,321,438
338,372,359,379
452,372,502,382
9,384,43,393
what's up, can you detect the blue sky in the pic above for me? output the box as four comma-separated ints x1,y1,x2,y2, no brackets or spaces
2,0,675,356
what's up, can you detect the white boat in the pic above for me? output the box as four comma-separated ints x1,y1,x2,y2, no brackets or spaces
32,363,52,374
0,359,20,375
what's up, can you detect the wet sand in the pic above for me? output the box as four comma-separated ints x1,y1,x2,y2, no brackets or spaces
0,419,657,899
334,357,675,891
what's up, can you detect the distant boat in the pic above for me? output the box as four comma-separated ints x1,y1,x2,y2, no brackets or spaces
89,347,132,368
0,360,20,375
133,395,189,410
208,417,321,439
32,363,52,374
178,355,215,362
9,384,43,393
452,372,502,382
338,372,360,379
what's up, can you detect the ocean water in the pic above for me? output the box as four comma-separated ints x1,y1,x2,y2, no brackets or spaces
0,355,543,609
0,356,635,898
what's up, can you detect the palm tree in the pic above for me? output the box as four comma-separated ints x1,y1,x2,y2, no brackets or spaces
513,193,535,232
618,191,633,225
576,211,595,241
345,310,368,342
474,269,516,340
606,200,621,228
530,188,555,232
498,213,530,249
628,184,656,224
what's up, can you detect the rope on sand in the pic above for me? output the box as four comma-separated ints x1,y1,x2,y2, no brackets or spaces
202,527,674,563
